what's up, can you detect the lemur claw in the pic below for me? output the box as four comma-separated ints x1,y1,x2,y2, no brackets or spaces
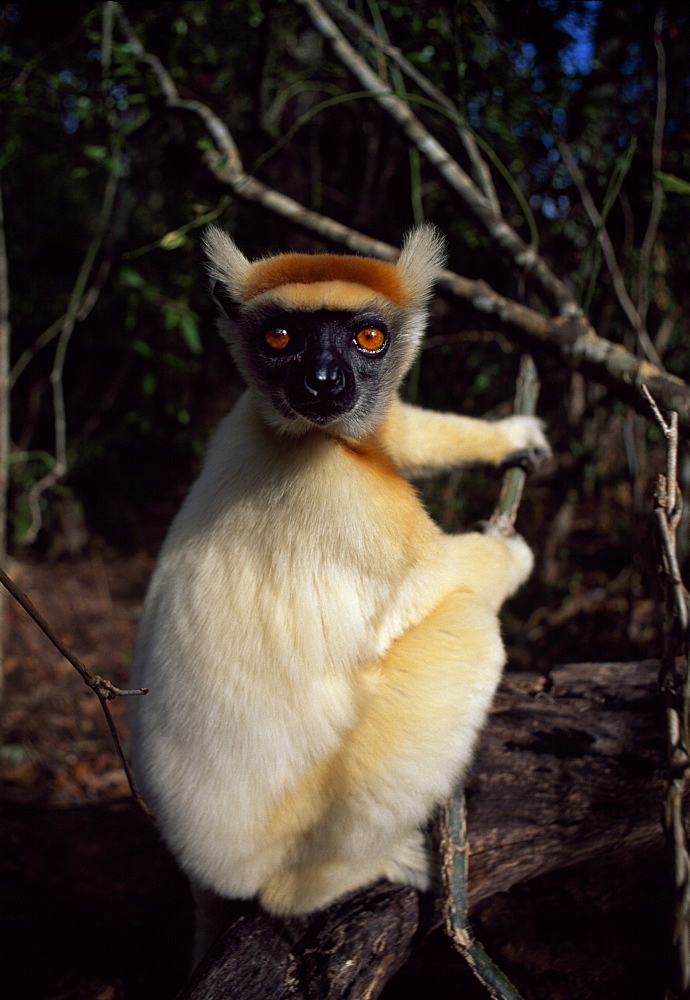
500,447,548,474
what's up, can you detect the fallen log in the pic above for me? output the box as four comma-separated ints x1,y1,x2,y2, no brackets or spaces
180,660,665,1000
466,658,664,905
179,884,426,1000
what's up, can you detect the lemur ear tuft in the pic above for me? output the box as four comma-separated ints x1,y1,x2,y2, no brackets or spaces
396,224,447,307
203,223,447,311
203,226,252,304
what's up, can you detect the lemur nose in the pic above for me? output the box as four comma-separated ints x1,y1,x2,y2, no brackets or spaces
303,365,345,398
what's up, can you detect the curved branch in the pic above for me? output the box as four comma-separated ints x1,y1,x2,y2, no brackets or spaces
115,4,690,432
636,11,667,330
439,357,540,1000
113,4,242,173
557,140,661,366
296,0,576,317
441,273,690,430
0,566,151,816
11,254,113,387
321,0,502,215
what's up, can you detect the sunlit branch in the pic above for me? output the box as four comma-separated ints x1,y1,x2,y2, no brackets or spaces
641,384,690,997
636,10,667,331
297,0,576,317
322,0,502,215
114,4,690,432
557,139,662,367
0,565,151,816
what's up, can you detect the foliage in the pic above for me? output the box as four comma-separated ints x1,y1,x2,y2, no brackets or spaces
0,0,689,548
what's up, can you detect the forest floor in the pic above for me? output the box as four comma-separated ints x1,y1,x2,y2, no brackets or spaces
0,546,195,1000
0,525,674,1000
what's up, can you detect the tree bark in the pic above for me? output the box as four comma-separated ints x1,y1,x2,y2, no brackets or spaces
180,660,664,1000
466,659,664,906
179,884,428,1000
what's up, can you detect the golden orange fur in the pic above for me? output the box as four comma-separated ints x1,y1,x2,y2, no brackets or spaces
244,253,409,306
128,226,550,964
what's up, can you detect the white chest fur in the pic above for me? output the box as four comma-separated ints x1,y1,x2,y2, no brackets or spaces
128,394,447,893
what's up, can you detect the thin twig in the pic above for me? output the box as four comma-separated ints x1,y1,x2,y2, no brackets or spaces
490,355,540,532
636,11,667,330
0,565,152,816
439,354,539,1000
112,3,242,173
439,790,526,1000
10,255,113,388
322,0,502,215
22,171,119,544
297,0,576,317
558,140,662,367
113,4,690,431
21,8,122,544
641,383,690,998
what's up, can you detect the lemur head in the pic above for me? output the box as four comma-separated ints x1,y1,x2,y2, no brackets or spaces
203,225,446,438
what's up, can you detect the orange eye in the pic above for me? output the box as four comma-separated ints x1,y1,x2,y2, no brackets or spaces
264,328,290,350
355,327,385,352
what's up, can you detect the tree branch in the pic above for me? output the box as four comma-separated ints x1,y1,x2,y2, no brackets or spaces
641,385,690,997
440,273,690,429
636,10,667,330
321,0,502,215
438,354,540,1000
19,8,122,544
297,0,576,317
10,253,113,388
114,4,690,432
0,565,151,816
490,354,540,531
557,139,661,366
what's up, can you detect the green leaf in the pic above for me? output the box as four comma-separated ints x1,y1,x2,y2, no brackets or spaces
141,373,157,397
132,339,153,358
0,744,32,764
655,171,690,195
160,229,187,250
179,312,202,355
82,143,108,163
120,267,145,289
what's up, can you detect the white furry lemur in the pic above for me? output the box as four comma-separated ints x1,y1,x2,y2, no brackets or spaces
128,224,548,953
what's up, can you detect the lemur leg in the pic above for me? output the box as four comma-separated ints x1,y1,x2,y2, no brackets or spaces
259,530,531,915
444,527,534,611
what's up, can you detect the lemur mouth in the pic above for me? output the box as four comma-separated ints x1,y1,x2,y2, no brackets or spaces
287,375,357,425
290,397,355,425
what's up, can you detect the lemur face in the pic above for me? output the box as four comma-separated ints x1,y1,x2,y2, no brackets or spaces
238,306,402,431
203,223,447,437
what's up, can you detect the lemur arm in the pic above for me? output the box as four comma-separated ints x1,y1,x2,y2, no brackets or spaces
377,398,549,479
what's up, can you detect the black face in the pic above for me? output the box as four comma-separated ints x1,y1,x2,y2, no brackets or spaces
244,309,391,426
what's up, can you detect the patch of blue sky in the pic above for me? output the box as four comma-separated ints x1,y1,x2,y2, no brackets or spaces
557,0,600,76
552,106,567,134
529,192,571,219
515,41,537,76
